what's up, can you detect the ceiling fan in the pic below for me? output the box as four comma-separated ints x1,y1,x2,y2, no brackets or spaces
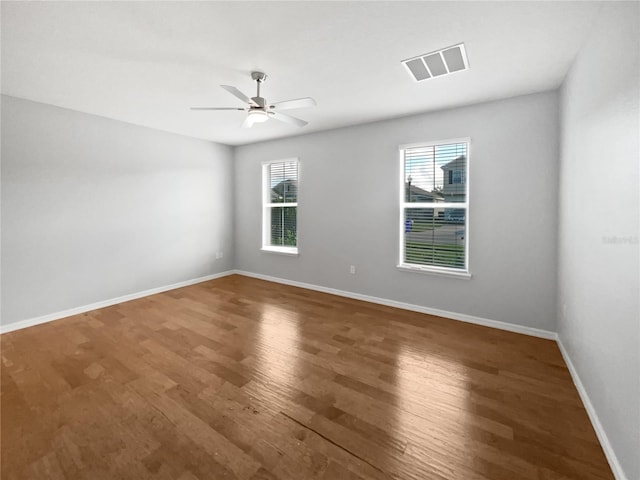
191,71,316,128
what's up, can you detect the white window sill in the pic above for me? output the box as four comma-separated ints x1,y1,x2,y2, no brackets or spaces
397,264,472,279
261,246,299,256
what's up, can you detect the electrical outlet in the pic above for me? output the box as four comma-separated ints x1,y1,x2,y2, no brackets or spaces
349,265,356,274
562,303,567,319
216,251,224,260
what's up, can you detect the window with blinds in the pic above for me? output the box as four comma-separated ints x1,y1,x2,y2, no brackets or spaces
262,159,299,254
399,140,469,273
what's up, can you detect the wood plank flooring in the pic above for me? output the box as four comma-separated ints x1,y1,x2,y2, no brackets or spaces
1,274,614,480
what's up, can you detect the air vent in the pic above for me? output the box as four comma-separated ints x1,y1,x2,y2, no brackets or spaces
402,43,469,82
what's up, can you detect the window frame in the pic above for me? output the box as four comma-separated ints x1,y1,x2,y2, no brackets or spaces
397,138,471,278
261,158,299,256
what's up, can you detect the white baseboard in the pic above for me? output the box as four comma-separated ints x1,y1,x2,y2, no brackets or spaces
0,270,235,334
233,270,557,340
557,338,628,480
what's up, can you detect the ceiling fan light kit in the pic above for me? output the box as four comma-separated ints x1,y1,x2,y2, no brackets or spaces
191,71,316,129
247,109,269,123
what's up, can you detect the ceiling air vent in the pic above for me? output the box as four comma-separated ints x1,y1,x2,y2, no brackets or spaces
402,43,469,82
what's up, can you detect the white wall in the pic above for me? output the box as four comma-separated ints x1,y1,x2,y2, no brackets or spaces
235,91,559,332
1,95,234,327
558,3,640,480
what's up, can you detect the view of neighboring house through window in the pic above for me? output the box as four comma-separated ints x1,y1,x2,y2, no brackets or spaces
399,139,469,273
262,159,298,254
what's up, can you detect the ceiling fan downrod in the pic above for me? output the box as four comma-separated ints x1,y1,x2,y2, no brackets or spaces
251,71,267,100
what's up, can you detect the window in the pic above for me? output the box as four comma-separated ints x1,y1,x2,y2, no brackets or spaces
262,159,298,255
399,139,469,276
449,169,465,184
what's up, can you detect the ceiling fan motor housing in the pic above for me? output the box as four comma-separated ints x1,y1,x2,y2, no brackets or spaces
251,97,266,108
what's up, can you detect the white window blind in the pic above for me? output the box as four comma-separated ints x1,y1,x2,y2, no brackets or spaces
399,140,469,273
262,159,298,254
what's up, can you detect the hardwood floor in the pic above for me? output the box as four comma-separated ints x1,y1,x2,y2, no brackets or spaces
1,274,613,480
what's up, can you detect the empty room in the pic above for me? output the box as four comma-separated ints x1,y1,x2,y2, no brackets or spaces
1,1,638,480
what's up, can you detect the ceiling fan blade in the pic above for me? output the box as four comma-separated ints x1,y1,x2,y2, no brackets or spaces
221,85,257,105
269,111,308,127
190,107,245,111
241,116,255,129
270,97,317,111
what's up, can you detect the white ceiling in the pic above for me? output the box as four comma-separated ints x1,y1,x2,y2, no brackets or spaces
1,1,601,146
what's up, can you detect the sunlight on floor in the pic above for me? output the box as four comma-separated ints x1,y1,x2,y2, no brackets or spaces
255,303,301,387
390,344,472,477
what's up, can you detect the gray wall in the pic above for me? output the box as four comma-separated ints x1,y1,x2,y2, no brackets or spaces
558,3,639,479
235,91,559,332
1,95,234,326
